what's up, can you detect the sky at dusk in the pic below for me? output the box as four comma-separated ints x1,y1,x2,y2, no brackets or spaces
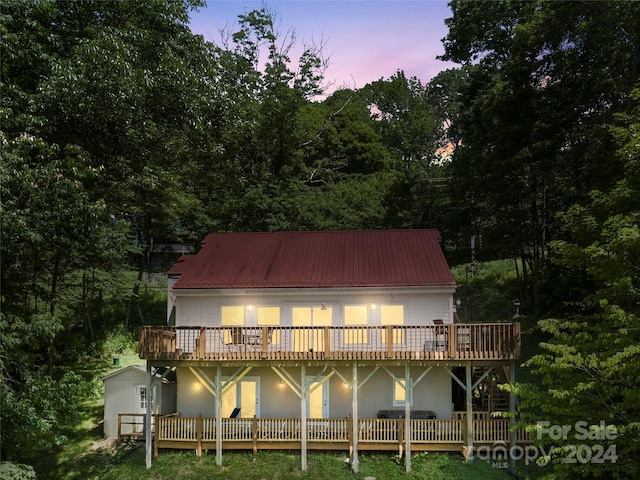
188,1,457,95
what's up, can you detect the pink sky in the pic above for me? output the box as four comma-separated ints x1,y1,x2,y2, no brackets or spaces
189,1,456,95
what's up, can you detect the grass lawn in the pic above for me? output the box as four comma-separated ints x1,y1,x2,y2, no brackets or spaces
98,448,522,480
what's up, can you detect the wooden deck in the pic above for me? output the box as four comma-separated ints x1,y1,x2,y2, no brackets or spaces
145,414,530,458
139,323,520,362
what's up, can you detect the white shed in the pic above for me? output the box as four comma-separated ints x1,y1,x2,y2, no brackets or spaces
101,365,176,440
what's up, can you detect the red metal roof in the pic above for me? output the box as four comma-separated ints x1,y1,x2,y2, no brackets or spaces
169,230,456,289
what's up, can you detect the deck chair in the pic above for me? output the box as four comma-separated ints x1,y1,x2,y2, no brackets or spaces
229,407,241,418
433,319,446,351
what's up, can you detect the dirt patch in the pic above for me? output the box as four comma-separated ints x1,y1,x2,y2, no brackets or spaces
89,438,117,452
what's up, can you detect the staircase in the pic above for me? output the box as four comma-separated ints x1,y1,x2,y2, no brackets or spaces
473,366,511,413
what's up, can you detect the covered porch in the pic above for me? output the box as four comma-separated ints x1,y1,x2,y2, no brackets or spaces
139,357,522,473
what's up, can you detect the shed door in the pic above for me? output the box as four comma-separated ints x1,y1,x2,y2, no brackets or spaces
135,384,155,413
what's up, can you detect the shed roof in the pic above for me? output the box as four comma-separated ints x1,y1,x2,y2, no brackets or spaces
169,230,455,289
101,365,174,382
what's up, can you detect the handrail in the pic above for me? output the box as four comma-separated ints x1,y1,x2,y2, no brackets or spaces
139,323,520,361
152,415,529,458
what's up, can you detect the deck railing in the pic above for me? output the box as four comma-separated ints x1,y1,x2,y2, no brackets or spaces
117,413,148,440
139,323,520,362
150,415,530,458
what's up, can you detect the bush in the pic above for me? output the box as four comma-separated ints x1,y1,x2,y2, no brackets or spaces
0,462,37,480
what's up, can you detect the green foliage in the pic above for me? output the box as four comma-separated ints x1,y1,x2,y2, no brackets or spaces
512,88,640,479
364,71,439,178
452,260,520,321
0,462,37,480
437,0,640,304
0,312,96,462
512,305,640,480
100,326,137,356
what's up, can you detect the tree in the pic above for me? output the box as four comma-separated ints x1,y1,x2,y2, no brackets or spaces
364,71,439,179
512,88,640,480
439,1,640,307
0,312,94,462
0,0,217,460
1,0,222,326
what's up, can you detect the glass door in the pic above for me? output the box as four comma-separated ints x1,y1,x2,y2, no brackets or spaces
292,306,332,352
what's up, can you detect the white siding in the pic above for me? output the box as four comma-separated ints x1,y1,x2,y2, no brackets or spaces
175,366,452,420
176,297,218,326
103,367,176,439
176,368,216,417
405,292,453,325
103,368,148,439
174,288,455,327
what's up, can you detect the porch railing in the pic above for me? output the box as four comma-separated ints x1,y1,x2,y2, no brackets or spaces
139,323,520,362
117,413,148,440
151,415,530,458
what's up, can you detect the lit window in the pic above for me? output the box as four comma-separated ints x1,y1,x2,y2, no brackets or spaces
393,379,406,406
257,306,280,343
222,306,245,325
292,306,332,352
381,305,404,344
344,305,368,344
222,306,245,344
257,306,280,325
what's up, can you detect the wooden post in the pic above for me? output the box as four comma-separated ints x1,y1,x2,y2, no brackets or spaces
448,324,456,358
347,417,354,463
198,327,205,358
386,326,393,357
351,363,359,473
216,364,222,466
398,416,404,459
154,416,159,459
489,375,494,412
405,362,411,472
252,415,258,461
301,364,307,472
509,361,517,474
324,327,330,358
196,414,203,457
465,362,473,464
261,326,268,354
145,362,153,469
117,414,122,442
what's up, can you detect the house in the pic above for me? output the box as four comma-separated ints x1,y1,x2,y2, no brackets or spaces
101,365,176,440
138,230,522,472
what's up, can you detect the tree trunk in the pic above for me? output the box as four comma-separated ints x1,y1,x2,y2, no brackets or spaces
48,255,60,376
